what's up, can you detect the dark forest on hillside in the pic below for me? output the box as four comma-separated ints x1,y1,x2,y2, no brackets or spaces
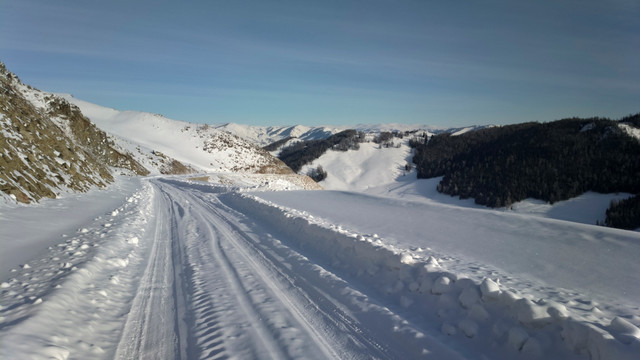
262,136,295,152
277,130,361,172
605,195,640,230
411,115,640,227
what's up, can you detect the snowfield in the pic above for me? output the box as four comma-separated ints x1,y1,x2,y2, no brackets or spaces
58,94,290,174
1,176,639,359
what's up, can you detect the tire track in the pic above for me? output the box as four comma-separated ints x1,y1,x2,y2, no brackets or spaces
173,181,393,359
154,180,287,359
114,188,182,359
192,191,395,360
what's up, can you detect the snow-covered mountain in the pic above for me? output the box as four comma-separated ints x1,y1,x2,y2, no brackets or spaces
61,95,293,175
214,122,489,148
212,123,339,147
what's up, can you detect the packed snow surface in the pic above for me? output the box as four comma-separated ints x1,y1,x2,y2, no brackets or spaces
0,176,142,280
1,176,639,359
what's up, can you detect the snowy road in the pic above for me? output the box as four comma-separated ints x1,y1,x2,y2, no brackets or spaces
0,178,467,359
2,177,639,359
138,179,464,359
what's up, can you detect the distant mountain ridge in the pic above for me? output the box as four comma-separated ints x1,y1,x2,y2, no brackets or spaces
212,123,338,147
213,122,492,148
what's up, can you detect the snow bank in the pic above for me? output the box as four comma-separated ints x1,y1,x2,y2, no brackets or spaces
0,183,156,358
220,193,640,360
0,177,143,281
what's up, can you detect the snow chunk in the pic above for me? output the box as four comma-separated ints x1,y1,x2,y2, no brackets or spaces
609,317,640,345
418,278,432,293
514,298,552,327
458,318,479,338
424,256,440,271
400,253,416,265
546,301,569,321
468,303,490,322
458,286,480,309
431,276,452,295
480,278,501,300
521,337,543,357
508,327,529,350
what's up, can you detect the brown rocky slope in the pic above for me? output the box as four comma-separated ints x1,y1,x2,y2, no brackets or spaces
0,62,148,203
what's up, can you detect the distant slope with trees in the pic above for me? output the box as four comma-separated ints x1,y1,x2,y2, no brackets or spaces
412,115,640,229
277,130,362,173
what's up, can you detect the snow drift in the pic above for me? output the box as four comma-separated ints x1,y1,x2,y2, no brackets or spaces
221,190,640,360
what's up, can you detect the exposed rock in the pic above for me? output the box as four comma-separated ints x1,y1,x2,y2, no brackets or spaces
0,62,148,203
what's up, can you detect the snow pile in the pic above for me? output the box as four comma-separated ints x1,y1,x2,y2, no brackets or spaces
220,192,640,360
0,183,156,359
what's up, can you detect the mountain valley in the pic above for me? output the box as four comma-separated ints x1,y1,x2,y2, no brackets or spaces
1,62,639,360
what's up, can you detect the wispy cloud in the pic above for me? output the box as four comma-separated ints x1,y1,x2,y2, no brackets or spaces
2,0,638,126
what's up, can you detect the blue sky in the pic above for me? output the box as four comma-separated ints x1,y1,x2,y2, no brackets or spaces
1,0,638,127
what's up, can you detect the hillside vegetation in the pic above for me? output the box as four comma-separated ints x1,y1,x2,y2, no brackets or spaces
277,130,362,172
412,116,640,227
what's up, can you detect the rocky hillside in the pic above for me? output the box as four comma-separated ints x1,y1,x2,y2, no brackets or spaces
0,62,149,203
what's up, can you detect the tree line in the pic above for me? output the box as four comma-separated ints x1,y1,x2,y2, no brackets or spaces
277,130,361,173
411,116,640,227
262,136,295,152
